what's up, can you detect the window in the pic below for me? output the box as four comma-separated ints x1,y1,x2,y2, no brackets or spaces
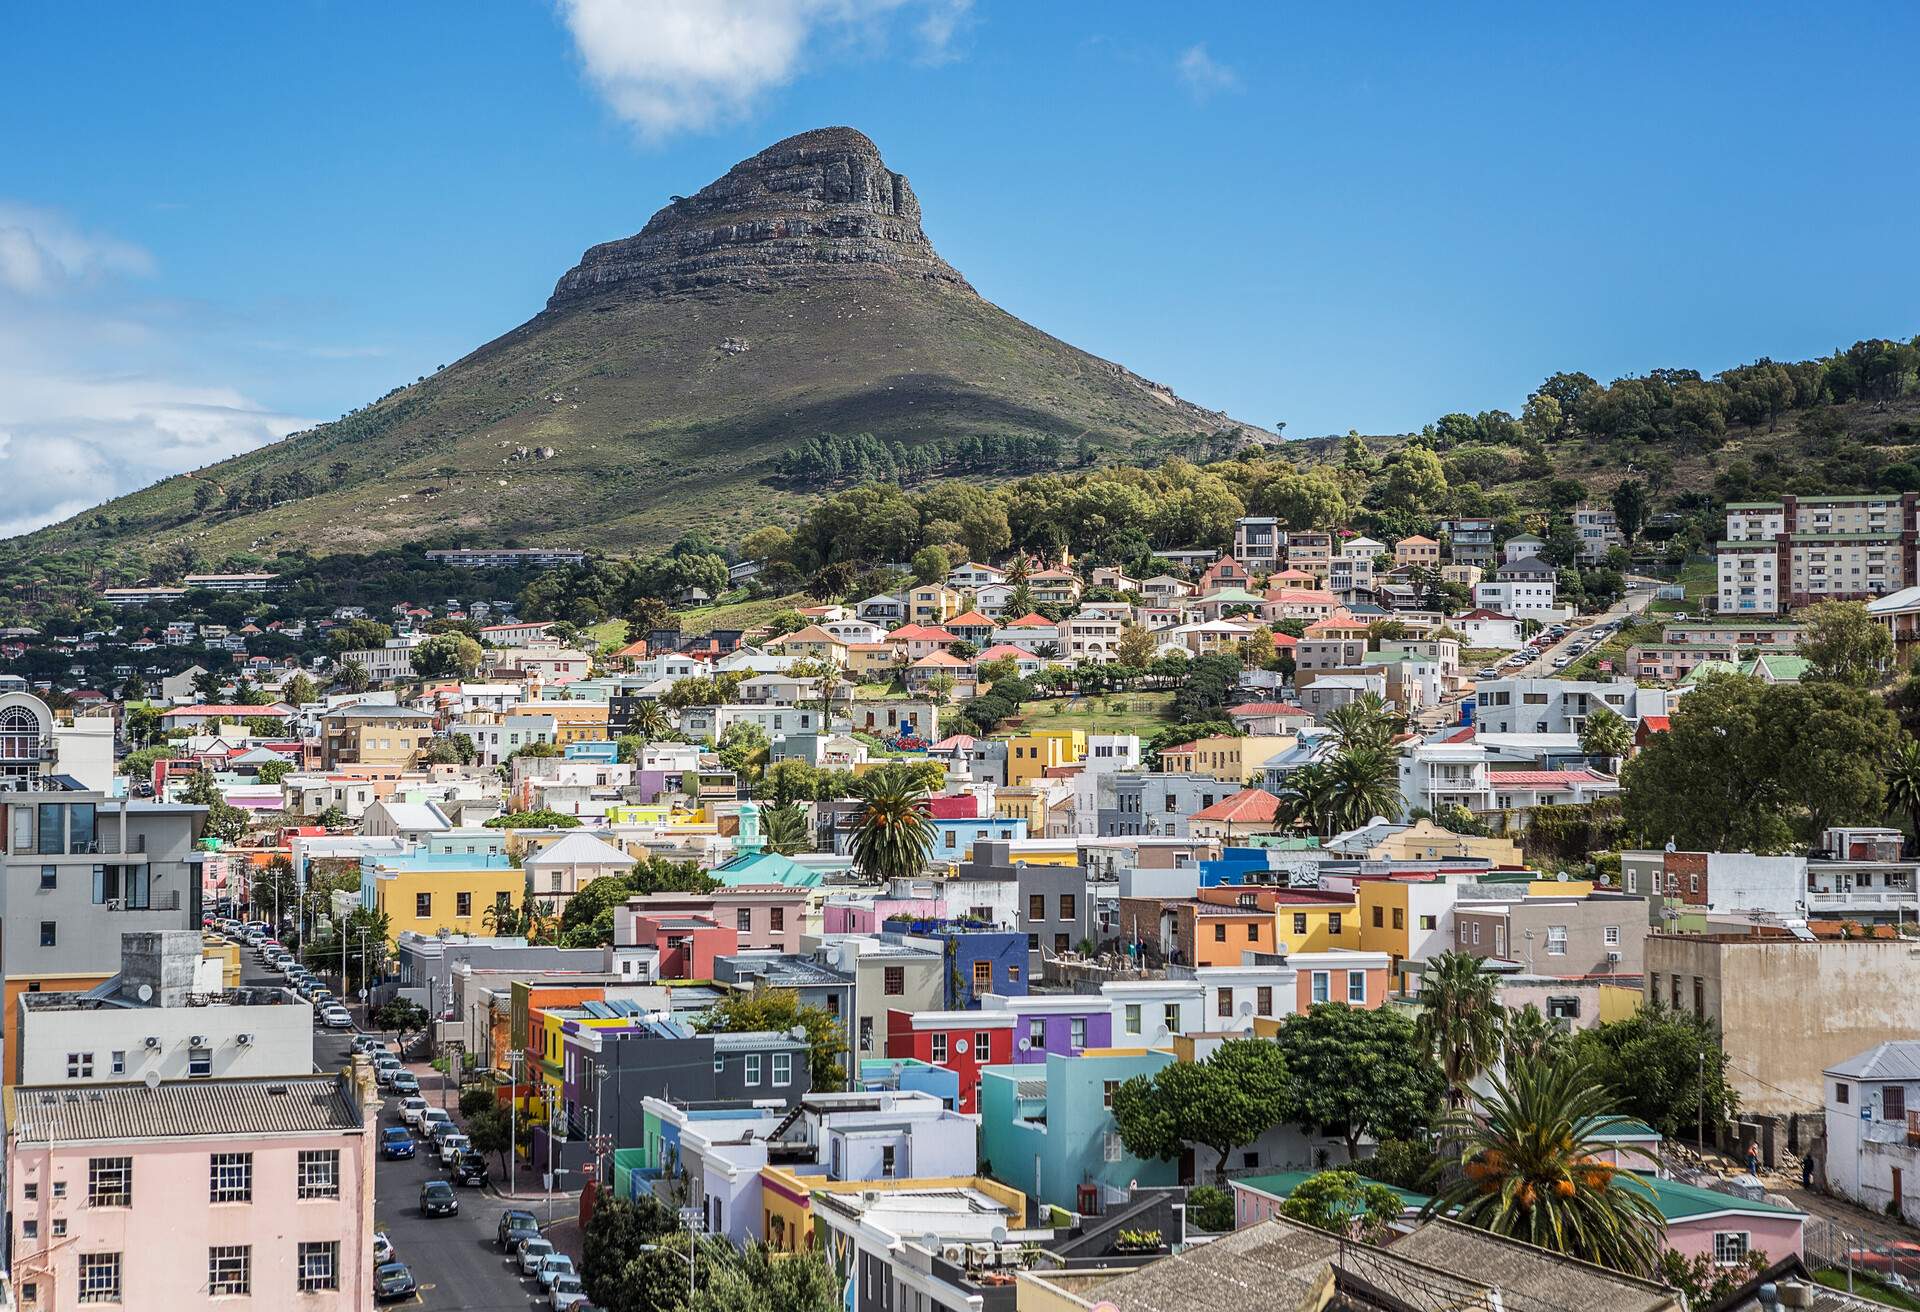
67,1052,93,1079
714,1054,725,1073
1054,934,1070,953
1886,1086,1907,1120
1471,923,1481,945
51,1219,65,1237
883,966,904,996
1103,1131,1124,1163
1372,906,1384,928
1124,1004,1141,1034
1213,922,1227,942
1217,989,1234,1018
1027,933,1039,951
23,1181,36,1201
1104,1079,1119,1108
1008,965,1021,983
78,1253,121,1303
1693,977,1705,1015
209,1245,251,1296
22,1219,36,1240
770,907,785,931
456,892,472,918
1713,1232,1750,1266
18,1283,33,1306
1348,971,1366,1004
1392,908,1404,930
859,1017,873,1052
1164,1003,1181,1034
495,891,512,912
1837,1082,1850,1105
52,1181,64,1198
1257,985,1273,1015
737,908,752,932
1059,894,1076,920
109,1051,125,1075
37,804,66,856
39,865,55,889
976,1031,992,1061
415,892,431,918
881,1145,896,1177
87,1157,132,1207
189,1046,213,1078
1327,913,1341,935
931,1033,947,1063
1459,924,1469,943
1028,1017,1046,1046
1070,1017,1087,1048
1604,925,1620,946
297,1150,340,1200
1544,925,1567,956
297,1241,339,1292
1293,913,1308,935
39,922,55,948
744,1053,762,1085
772,1052,791,1086
1546,996,1580,1021
210,1153,253,1203
973,960,993,993
1311,972,1330,1003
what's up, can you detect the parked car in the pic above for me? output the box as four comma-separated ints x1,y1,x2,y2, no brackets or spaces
498,1210,538,1250
437,1132,471,1165
1475,667,1496,679
388,1072,421,1097
419,1179,459,1217
452,1152,490,1186
419,1108,453,1141
398,1097,429,1127
518,1237,556,1277
536,1254,577,1292
380,1127,416,1160
373,1231,395,1265
550,1275,589,1310
320,1005,353,1029
375,1262,417,1302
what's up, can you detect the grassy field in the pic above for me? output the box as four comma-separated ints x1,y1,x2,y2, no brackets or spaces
1816,1268,1920,1310
997,691,1177,738
676,591,811,636
1648,556,1716,615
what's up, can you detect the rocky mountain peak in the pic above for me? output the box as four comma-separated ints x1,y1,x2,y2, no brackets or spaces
547,126,970,306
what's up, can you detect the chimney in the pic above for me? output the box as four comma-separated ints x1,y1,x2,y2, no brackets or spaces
119,931,203,1008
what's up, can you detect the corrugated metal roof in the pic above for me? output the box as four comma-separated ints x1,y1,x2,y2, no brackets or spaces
1826,1041,1920,1082
11,1076,362,1143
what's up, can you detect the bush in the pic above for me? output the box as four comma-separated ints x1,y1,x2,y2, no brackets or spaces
459,1086,497,1119
1362,1137,1438,1190
1186,1185,1233,1232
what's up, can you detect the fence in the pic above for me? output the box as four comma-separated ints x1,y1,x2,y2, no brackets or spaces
1804,1214,1920,1287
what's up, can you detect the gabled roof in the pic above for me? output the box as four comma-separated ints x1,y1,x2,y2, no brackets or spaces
1825,1041,1920,1082
769,624,845,645
975,644,1033,661
524,831,632,867
998,613,1056,629
1456,608,1520,622
1486,769,1614,787
1229,702,1311,717
944,610,995,628
885,624,957,642
12,1075,362,1141
910,651,968,668
1189,788,1283,824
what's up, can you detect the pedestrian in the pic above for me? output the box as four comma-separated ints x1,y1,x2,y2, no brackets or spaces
1803,1154,1816,1189
1746,1141,1761,1176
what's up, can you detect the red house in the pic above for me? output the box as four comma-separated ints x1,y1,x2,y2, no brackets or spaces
884,1008,1016,1113
623,912,737,981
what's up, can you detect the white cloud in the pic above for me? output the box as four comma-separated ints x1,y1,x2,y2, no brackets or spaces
0,203,154,296
557,0,966,139
0,205,308,539
1176,43,1241,101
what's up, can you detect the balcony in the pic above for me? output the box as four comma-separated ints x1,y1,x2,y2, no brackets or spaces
1805,889,1918,911
104,890,182,912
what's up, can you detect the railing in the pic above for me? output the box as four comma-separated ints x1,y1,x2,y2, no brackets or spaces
1806,889,1917,909
105,890,181,912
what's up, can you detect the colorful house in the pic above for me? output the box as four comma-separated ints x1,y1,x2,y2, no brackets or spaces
622,911,737,980
1196,885,1360,953
979,1047,1178,1211
1005,728,1086,786
1159,736,1294,785
1185,787,1286,840
764,625,851,667
359,849,526,945
977,992,1113,1061
884,920,1029,1007
1117,897,1276,967
884,1008,1017,1113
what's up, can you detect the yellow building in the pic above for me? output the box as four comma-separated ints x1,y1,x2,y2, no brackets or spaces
1272,894,1361,952
1364,819,1522,865
604,802,692,826
1157,734,1293,784
511,700,611,746
759,1169,1026,1254
906,584,965,626
364,856,527,945
993,787,1048,832
845,643,900,679
1004,728,1085,786
201,935,243,989
320,703,436,768
765,626,851,667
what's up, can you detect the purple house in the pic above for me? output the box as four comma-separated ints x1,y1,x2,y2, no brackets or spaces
978,993,1113,1063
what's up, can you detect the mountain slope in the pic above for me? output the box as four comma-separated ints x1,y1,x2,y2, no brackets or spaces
14,127,1258,569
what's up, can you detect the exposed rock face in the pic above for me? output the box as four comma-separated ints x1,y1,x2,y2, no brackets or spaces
548,127,971,306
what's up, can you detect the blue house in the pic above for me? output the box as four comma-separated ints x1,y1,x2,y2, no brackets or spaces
884,920,1028,1007
563,740,621,764
929,815,1027,861
978,1048,1179,1212
857,1057,961,1108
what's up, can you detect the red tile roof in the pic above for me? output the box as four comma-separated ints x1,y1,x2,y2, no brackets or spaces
1639,715,1670,734
926,795,980,820
975,644,1032,661
945,611,995,628
1189,788,1283,824
886,624,957,642
1229,702,1312,717
999,613,1056,629
1487,769,1614,787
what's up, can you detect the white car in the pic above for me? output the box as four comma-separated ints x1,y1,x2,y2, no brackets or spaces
320,1006,353,1029
1552,656,1572,669
438,1132,471,1165
398,1097,429,1127
373,1231,395,1265
517,1238,556,1277
419,1107,454,1141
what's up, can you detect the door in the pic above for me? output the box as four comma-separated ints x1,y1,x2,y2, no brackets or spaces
1895,1168,1904,1214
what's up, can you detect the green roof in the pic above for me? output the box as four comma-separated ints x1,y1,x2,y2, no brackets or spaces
1742,653,1809,681
710,851,825,888
1724,502,1783,511
1638,1175,1804,1221
1230,1172,1429,1211
1680,659,1742,684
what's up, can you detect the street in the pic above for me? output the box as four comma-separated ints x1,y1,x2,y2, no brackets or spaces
242,954,552,1310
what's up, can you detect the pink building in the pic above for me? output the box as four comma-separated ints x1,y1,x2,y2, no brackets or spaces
617,887,807,954
622,912,738,980
6,1069,378,1310
821,895,944,936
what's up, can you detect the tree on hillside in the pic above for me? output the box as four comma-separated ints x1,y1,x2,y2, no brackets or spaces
1609,480,1651,542
1323,747,1403,833
1110,1038,1290,1183
1428,1052,1667,1275
1414,950,1502,1105
1275,1004,1443,1160
910,545,951,585
1279,1170,1405,1244
1566,1005,1737,1139
412,632,484,679
1800,599,1894,687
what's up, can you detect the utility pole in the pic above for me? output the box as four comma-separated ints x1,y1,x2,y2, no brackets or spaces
508,1049,522,1200
1697,1049,1706,1154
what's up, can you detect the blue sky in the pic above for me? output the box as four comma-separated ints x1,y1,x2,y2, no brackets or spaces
4,2,1919,534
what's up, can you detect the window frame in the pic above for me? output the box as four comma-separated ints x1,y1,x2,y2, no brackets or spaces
209,1152,254,1204
208,1244,251,1297
77,1252,122,1304
86,1157,132,1208
297,1240,340,1293
296,1149,341,1201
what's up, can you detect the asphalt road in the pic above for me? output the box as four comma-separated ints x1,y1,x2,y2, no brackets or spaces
236,948,540,1310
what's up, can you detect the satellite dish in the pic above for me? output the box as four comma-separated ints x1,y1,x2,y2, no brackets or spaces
1017,1038,1032,1052
142,1070,161,1090
922,1233,941,1251
136,984,153,1003
1556,870,1569,882
991,1225,1008,1244
1239,1000,1254,1015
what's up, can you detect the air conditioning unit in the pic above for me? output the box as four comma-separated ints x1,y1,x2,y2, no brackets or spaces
189,1036,208,1048
236,1033,254,1046
940,1244,967,1263
143,1036,161,1050
970,1243,995,1266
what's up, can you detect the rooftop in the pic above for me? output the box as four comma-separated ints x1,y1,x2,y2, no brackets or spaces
9,1075,363,1142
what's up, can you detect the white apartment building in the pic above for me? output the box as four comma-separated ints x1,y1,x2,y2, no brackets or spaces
1718,495,1918,615
1472,677,1674,735
1233,517,1284,572
1572,505,1623,562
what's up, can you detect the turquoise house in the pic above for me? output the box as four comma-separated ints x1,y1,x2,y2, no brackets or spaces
978,1048,1177,1213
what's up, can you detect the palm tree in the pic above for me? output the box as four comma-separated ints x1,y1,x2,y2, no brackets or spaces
480,899,525,937
1580,706,1632,771
1502,1003,1564,1067
1886,738,1920,846
762,802,812,856
1415,950,1502,1104
850,764,936,882
1324,693,1401,752
1428,1052,1667,1275
1323,746,1403,833
628,700,672,739
1276,762,1338,836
